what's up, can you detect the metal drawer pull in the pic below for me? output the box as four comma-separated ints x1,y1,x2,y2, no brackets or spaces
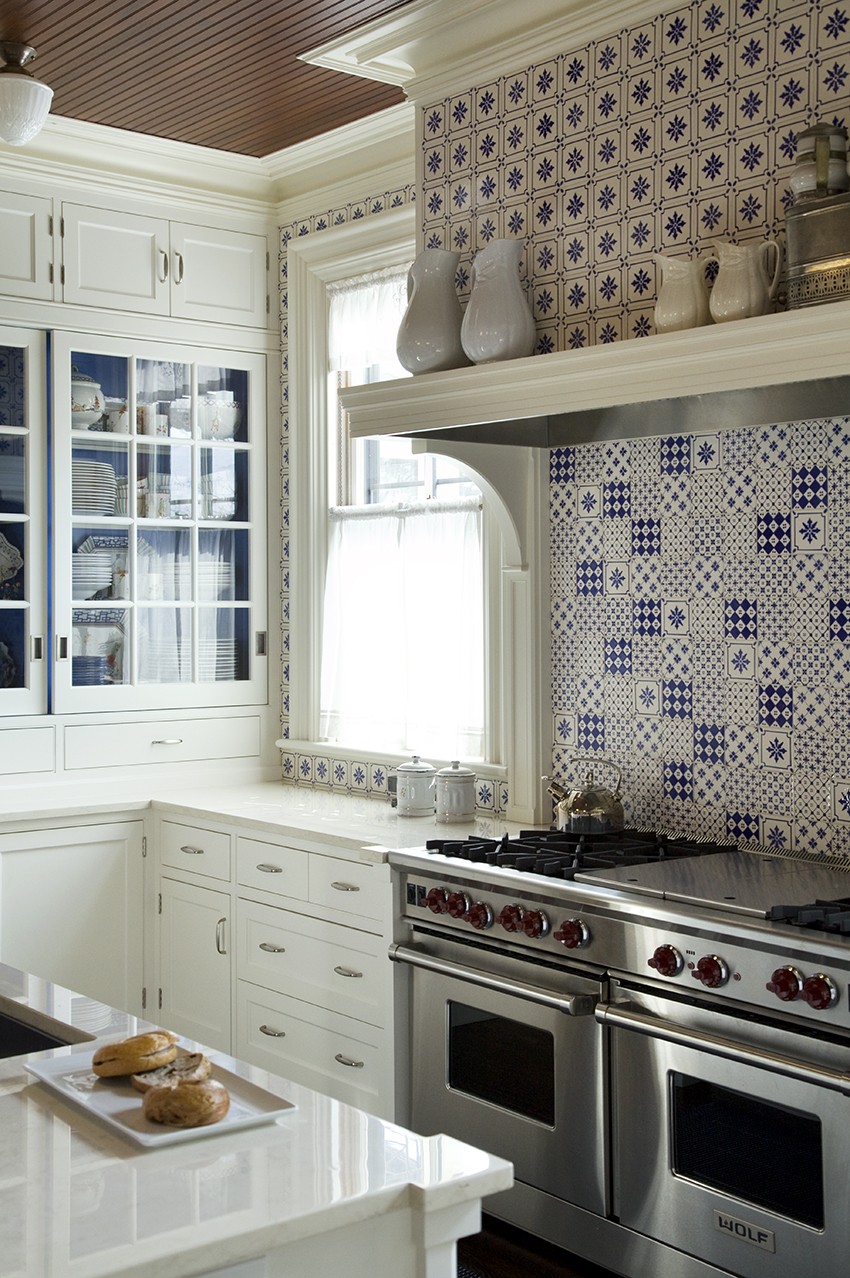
259,941,286,954
595,1002,850,1094
335,1053,364,1069
331,881,359,892
334,965,363,979
158,248,168,281
180,845,205,855
153,738,184,745
215,918,227,955
257,863,283,873
174,250,184,283
389,942,597,1017
259,1024,286,1038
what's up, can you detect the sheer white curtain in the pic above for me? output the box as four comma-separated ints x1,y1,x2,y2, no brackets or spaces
320,271,485,760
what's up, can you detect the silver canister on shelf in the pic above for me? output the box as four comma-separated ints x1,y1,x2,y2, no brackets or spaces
784,122,850,309
789,123,849,203
396,755,437,817
435,761,476,823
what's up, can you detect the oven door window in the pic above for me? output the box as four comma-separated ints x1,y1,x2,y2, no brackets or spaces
447,1001,554,1125
671,1073,824,1228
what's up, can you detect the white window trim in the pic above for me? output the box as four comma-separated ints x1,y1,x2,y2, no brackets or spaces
287,206,549,823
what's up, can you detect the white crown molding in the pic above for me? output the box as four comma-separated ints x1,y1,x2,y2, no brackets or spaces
0,113,273,216
265,103,415,211
301,0,670,101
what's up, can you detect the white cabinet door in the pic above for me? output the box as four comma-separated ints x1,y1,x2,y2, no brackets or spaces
61,204,170,315
51,331,268,715
0,189,54,300
0,821,144,1014
61,204,268,327
170,223,268,328
159,877,231,1051
0,325,48,717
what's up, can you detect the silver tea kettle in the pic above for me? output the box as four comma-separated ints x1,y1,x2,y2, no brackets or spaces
547,757,624,834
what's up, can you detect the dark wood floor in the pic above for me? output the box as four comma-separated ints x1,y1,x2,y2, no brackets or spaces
458,1216,617,1278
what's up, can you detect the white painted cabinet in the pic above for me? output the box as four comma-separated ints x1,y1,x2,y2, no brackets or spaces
0,820,144,1014
0,326,49,717
159,876,231,1052
153,814,395,1116
0,188,54,301
51,330,268,716
61,204,269,328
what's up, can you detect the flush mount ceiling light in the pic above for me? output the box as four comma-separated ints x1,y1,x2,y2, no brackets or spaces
0,42,53,146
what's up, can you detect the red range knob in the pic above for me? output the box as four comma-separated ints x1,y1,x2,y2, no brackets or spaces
468,901,494,930
446,890,471,919
521,909,550,938
554,918,591,949
691,955,729,988
801,972,839,1010
498,903,525,932
766,966,803,1002
648,944,684,977
425,887,449,914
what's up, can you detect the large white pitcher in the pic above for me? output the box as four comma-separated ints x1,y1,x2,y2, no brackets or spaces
653,254,712,332
708,239,781,323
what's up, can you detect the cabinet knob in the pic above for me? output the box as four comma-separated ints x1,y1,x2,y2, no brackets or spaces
256,862,283,873
259,1024,285,1037
334,1053,364,1069
331,881,359,892
153,738,184,746
333,965,363,978
180,845,204,855
259,941,286,954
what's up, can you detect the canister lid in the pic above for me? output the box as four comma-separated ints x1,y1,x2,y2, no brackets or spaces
397,754,436,775
436,760,476,779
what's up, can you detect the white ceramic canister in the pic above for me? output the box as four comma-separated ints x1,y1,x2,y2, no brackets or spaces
396,755,437,817
435,761,476,823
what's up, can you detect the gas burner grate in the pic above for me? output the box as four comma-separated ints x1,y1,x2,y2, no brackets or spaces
424,829,727,880
769,898,850,934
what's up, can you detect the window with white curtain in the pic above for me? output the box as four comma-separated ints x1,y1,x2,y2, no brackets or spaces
320,270,486,760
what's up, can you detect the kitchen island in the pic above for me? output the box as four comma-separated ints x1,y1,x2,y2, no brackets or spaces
0,968,512,1278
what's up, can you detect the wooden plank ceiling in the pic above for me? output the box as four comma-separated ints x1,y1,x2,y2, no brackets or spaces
0,0,414,157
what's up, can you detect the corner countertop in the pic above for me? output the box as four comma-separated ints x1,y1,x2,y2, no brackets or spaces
0,970,512,1278
0,779,531,860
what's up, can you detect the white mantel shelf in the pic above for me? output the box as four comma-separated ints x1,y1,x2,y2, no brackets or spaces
341,300,850,447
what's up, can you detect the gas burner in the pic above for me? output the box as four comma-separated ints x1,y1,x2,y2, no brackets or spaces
769,898,850,934
424,828,727,880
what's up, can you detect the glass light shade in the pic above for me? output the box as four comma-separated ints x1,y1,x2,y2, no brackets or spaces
0,74,53,146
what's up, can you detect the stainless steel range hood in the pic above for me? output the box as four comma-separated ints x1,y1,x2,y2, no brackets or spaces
341,300,850,448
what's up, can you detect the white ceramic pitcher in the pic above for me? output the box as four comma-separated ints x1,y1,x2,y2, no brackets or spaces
708,239,781,323
460,238,536,363
396,248,469,375
653,254,712,332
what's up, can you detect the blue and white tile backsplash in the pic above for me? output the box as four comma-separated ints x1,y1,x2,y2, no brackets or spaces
279,0,850,848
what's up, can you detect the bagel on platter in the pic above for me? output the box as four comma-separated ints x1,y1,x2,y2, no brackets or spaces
130,1051,212,1093
142,1077,231,1127
92,1030,180,1078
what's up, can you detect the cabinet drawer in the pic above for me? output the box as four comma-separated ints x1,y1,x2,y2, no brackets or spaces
309,855,385,924
0,727,55,775
236,898,384,1025
64,716,260,770
236,982,383,1114
236,837,308,901
160,820,231,881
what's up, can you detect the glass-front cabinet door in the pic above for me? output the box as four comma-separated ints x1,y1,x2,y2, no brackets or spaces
51,332,267,712
0,326,47,715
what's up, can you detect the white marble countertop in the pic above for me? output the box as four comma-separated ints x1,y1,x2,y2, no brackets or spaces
0,970,512,1278
0,779,530,858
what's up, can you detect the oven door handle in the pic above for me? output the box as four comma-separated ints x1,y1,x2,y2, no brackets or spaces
388,943,597,1016
596,1002,850,1095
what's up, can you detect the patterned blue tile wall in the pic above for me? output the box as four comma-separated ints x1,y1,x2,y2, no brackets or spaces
280,0,850,847
413,0,850,849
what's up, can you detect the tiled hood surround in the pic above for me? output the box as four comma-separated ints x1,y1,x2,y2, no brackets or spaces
281,0,850,854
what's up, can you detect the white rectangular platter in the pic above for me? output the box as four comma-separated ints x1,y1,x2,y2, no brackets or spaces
26,1050,296,1147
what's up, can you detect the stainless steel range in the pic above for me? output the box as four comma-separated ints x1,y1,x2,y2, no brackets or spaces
389,829,850,1278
